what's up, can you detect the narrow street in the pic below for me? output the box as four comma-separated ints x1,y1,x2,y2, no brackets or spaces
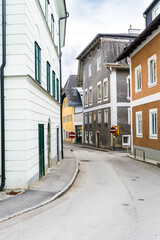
0,146,160,240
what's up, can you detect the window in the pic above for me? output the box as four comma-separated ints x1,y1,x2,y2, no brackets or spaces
135,65,141,92
126,76,131,99
85,132,88,143
128,108,131,125
51,14,54,39
98,111,101,123
89,112,92,124
152,2,160,20
46,61,51,93
85,89,88,106
89,132,93,144
45,0,49,22
149,109,157,139
97,83,102,100
35,42,41,83
85,113,88,124
136,111,142,137
89,64,92,77
148,54,157,87
122,135,131,146
52,71,55,98
104,109,108,123
94,112,96,122
97,56,101,72
89,87,93,105
103,78,108,99
56,78,59,102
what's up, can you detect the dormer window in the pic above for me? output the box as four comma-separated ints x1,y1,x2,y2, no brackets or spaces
152,2,160,20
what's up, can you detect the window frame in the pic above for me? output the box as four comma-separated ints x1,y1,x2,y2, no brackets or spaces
45,0,49,22
97,82,102,102
152,2,160,20
89,132,93,144
46,61,51,93
126,75,131,100
98,110,101,124
85,113,88,125
85,131,88,143
104,109,109,123
89,64,92,77
89,112,92,124
122,135,131,146
35,42,41,83
149,108,158,139
136,111,142,138
135,65,142,92
103,78,108,101
97,56,101,72
51,14,54,40
148,54,157,87
89,86,93,105
85,89,88,107
52,71,55,98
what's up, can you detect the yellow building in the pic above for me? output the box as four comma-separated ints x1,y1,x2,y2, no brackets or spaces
62,75,83,143
62,97,74,143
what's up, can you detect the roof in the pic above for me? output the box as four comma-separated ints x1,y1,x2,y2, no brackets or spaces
116,14,160,62
62,75,82,107
76,33,138,60
143,0,158,15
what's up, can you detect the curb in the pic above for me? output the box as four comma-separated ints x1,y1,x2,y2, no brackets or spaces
128,154,158,166
0,155,79,223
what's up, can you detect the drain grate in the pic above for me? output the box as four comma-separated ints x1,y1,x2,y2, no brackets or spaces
122,203,129,206
138,198,145,201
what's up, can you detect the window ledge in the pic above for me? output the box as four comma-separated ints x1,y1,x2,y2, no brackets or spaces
148,82,157,88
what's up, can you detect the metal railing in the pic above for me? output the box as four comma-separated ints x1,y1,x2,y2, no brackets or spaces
134,148,145,161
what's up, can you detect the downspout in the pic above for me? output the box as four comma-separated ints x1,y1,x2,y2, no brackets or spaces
58,12,69,159
0,0,6,190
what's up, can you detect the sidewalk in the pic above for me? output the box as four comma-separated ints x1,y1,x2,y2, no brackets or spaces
0,144,79,223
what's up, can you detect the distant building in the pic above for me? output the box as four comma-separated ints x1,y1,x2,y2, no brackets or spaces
117,7,160,161
77,33,137,149
62,75,83,144
143,0,160,27
0,0,67,189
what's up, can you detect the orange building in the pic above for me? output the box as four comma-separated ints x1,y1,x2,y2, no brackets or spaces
117,13,160,162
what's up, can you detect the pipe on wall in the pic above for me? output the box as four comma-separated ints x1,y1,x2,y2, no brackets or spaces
58,12,69,159
0,0,6,191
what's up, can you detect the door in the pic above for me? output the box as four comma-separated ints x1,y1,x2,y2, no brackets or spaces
96,132,100,148
47,121,51,168
39,124,45,179
57,128,60,163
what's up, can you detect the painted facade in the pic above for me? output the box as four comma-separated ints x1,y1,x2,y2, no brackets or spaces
117,6,160,161
0,0,67,189
77,33,137,149
62,75,83,144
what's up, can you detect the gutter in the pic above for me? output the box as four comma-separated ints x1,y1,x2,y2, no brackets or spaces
0,0,6,190
58,11,69,159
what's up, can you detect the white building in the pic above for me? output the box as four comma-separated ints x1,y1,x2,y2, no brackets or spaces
0,0,68,189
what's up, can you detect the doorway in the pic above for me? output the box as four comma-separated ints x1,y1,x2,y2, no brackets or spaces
57,128,60,163
38,124,45,179
96,132,100,148
47,120,51,168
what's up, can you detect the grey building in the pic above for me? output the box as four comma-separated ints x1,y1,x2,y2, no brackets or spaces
77,33,137,149
143,0,160,27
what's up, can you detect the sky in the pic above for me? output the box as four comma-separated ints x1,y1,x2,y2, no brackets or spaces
62,0,152,86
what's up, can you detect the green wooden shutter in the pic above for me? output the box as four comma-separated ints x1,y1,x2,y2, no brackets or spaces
47,62,51,93
35,42,41,83
57,78,59,102
52,71,55,98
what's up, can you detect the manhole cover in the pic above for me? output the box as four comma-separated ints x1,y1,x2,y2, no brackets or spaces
122,203,129,206
138,198,145,201
132,179,136,181
80,160,91,162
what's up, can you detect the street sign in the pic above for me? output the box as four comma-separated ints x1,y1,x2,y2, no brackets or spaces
69,131,76,139
110,127,116,134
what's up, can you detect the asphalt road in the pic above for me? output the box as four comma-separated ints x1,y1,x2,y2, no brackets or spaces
0,146,160,240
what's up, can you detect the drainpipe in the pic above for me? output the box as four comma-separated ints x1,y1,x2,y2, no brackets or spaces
0,0,6,190
58,12,69,159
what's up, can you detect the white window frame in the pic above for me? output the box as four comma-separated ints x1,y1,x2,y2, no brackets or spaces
97,56,101,72
85,113,88,125
89,112,92,124
85,89,88,107
89,64,92,77
89,86,93,106
152,2,160,20
122,135,131,146
126,75,131,100
136,111,142,137
104,109,109,123
97,81,102,103
89,132,93,144
85,131,88,143
98,110,101,124
128,108,131,125
148,54,157,87
103,78,108,101
135,65,142,92
149,108,158,139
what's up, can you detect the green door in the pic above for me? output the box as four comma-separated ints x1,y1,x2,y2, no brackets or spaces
38,124,45,179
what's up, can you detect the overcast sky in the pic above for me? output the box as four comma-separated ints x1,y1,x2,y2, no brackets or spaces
62,0,152,86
